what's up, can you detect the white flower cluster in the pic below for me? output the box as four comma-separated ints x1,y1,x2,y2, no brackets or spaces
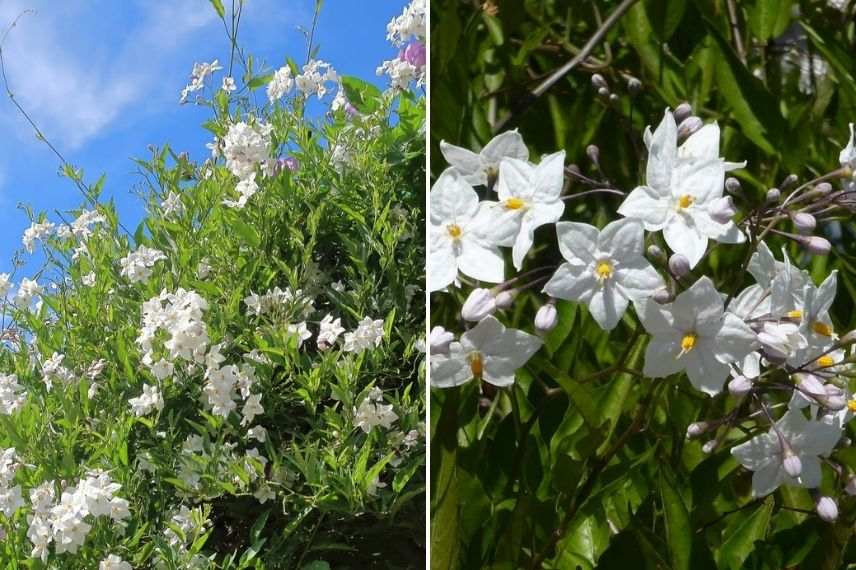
378,0,425,91
0,373,26,415
295,59,338,99
386,0,426,46
431,102,856,521
0,448,23,518
343,317,385,353
56,209,107,241
119,246,167,283
354,386,398,433
128,383,163,416
267,66,294,103
202,359,258,420
243,286,313,318
14,278,43,309
27,471,129,561
100,554,132,570
41,352,75,391
160,191,184,218
22,221,55,253
180,59,223,103
219,121,273,209
137,288,210,380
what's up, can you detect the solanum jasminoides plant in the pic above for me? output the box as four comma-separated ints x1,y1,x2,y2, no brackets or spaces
431,0,856,568
0,0,425,568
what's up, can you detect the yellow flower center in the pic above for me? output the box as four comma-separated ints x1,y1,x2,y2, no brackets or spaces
677,194,694,209
504,197,526,210
469,352,484,378
817,355,835,368
787,310,802,319
812,321,833,337
848,400,856,413
595,260,614,281
680,332,697,354
447,224,462,239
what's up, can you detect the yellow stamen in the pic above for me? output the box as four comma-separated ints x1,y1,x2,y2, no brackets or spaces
447,224,462,239
504,197,526,210
680,332,697,355
787,310,802,319
677,194,694,209
595,260,614,280
469,353,484,378
812,321,834,337
848,400,856,413
817,355,835,368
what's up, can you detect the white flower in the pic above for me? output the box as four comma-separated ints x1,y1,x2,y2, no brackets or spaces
731,409,840,496
618,110,745,268
179,59,222,103
544,219,665,330
429,326,454,355
268,66,294,102
439,130,529,187
354,390,398,433
241,394,264,426
638,276,758,395
0,273,10,298
317,314,345,348
254,485,276,504
343,317,385,353
22,221,55,253
840,123,856,170
295,60,337,99
286,321,312,347
747,242,807,318
120,246,167,283
222,121,272,180
0,374,26,415
386,0,426,46
128,384,163,416
248,425,267,442
161,191,184,218
484,151,565,269
429,169,512,291
431,315,542,388
81,272,96,287
0,484,23,517
100,554,132,570
14,278,43,308
223,173,259,209
221,76,236,93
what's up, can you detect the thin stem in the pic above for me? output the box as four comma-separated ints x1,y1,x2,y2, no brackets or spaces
561,188,626,201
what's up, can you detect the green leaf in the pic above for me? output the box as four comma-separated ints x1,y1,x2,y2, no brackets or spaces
645,0,687,41
717,499,774,570
659,471,692,570
247,73,274,90
748,0,791,41
530,356,600,429
208,0,225,18
341,76,382,115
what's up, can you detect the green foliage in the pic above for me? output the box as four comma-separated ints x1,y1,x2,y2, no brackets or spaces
430,0,856,568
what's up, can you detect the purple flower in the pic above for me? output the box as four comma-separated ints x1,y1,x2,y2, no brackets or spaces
277,157,299,173
401,42,426,68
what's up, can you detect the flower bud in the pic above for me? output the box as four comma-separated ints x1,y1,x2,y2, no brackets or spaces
534,303,558,333
845,476,856,496
824,384,847,411
728,375,752,397
702,440,717,454
839,330,856,346
627,77,642,95
792,212,816,234
797,373,827,405
652,288,673,304
668,253,691,278
725,177,742,195
780,173,799,189
596,86,609,98
591,73,608,90
495,290,516,310
709,196,737,224
815,181,832,195
782,450,802,478
766,188,781,204
646,244,666,263
429,326,454,355
797,235,831,256
686,422,708,439
461,288,496,322
816,496,838,522
677,116,703,139
608,93,620,104
673,102,692,123
586,145,600,165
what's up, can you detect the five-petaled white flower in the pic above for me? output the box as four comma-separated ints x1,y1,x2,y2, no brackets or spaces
431,315,542,388
429,169,512,292
618,110,745,268
439,130,529,187
638,276,758,395
543,219,664,330
731,409,840,496
484,151,566,270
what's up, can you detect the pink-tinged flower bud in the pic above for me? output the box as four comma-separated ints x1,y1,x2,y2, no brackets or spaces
824,385,847,411
668,253,691,278
725,177,742,195
815,181,832,195
709,196,738,224
653,288,673,304
534,303,558,333
402,42,426,68
845,476,856,496
345,102,358,116
495,290,516,310
797,373,827,404
816,496,838,522
783,450,802,478
429,326,454,355
646,244,666,263
278,157,299,172
728,375,752,397
686,422,708,439
792,212,816,234
797,235,831,256
461,288,496,322
781,174,799,190
673,102,692,123
596,86,610,98
839,330,856,345
627,77,642,95
677,116,703,139
591,73,608,90
766,188,781,203
702,440,717,454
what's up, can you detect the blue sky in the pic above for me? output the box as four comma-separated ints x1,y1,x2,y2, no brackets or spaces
0,0,404,273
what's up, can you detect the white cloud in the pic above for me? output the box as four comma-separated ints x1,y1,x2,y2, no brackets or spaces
0,0,220,149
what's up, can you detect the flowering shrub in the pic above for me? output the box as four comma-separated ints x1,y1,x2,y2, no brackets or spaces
430,1,856,568
0,1,424,567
